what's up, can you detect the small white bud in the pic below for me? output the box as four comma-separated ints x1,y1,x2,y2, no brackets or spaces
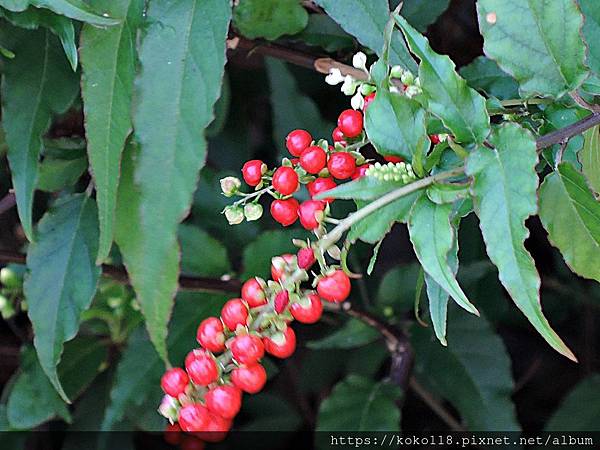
325,68,344,85
351,92,364,110
389,85,401,94
341,75,358,96
404,85,422,98
220,176,241,197
352,52,368,71
400,71,414,85
224,206,244,225
244,203,263,221
390,65,404,78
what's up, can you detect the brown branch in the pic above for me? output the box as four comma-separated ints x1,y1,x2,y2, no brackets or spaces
0,192,16,215
409,377,466,431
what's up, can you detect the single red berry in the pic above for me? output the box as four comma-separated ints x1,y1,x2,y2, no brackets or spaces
202,413,232,443
297,247,315,269
363,92,376,110
286,129,312,156
242,160,265,186
337,109,363,138
298,200,325,230
307,177,336,203
164,423,183,446
291,293,323,324
178,403,211,432
270,198,299,227
317,270,351,303
384,155,404,163
161,367,189,397
332,127,346,143
230,334,264,365
299,145,327,174
231,363,267,394
327,152,356,179
180,435,206,450
196,317,225,353
221,298,249,331
205,385,242,419
241,277,267,307
271,254,295,282
272,166,299,196
274,290,290,314
352,164,371,180
263,327,296,359
185,349,219,385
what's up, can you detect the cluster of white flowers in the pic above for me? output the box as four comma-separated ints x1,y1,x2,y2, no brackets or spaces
366,161,416,184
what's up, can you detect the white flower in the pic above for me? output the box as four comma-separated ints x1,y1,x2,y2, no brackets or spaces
351,92,364,110
341,75,359,95
325,68,344,85
352,52,367,71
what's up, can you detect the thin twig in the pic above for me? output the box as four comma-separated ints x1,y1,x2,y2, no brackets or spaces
0,192,16,215
570,91,600,113
409,377,466,431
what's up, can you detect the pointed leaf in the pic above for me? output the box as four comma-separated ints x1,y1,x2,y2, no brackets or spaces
579,125,600,194
233,0,308,41
466,123,576,361
459,56,519,100
31,0,119,25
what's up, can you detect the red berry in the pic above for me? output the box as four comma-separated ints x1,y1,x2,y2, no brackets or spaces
307,177,336,202
272,166,299,196
352,164,371,180
241,277,267,307
286,129,312,156
274,290,290,314
185,349,219,385
221,298,249,331
337,109,363,138
231,363,267,394
271,254,294,282
263,327,296,359
161,367,189,397
363,92,376,110
317,270,351,303
202,414,232,442
178,403,211,432
430,134,441,144
299,145,327,174
242,160,265,186
196,317,225,353
384,155,404,163
332,127,346,143
230,334,264,364
164,423,183,446
270,198,299,226
205,385,242,419
298,200,325,230
297,247,315,269
327,152,356,179
291,293,323,324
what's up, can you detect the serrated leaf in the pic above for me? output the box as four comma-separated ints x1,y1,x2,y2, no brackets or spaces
409,195,478,315
364,90,427,160
579,125,600,194
293,14,355,52
24,194,101,402
545,374,600,431
80,0,142,263
233,0,308,41
308,319,380,349
466,123,576,361
1,27,78,240
315,175,403,201
539,163,600,283
411,307,519,431
459,56,519,100
316,375,402,431
179,223,230,277
580,0,600,79
31,0,119,25
120,0,230,363
395,15,490,143
314,0,417,72
477,0,588,98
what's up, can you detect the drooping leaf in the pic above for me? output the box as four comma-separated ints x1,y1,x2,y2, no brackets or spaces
293,14,355,52
314,0,417,72
233,0,308,41
24,194,101,402
80,0,143,263
466,123,576,361
308,319,380,350
477,0,588,98
395,15,490,143
459,56,519,100
316,375,402,431
120,0,231,363
179,223,230,277
1,27,78,240
579,125,600,194
539,163,600,283
30,0,119,25
544,374,600,431
411,307,519,431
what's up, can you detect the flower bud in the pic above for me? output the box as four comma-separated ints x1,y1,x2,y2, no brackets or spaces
351,92,364,110
405,85,422,98
341,75,359,96
224,206,244,225
325,68,344,85
220,176,241,197
400,70,415,85
0,267,21,289
352,51,367,71
244,203,263,221
390,65,404,79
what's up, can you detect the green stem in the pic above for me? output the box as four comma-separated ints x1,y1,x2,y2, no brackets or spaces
500,98,551,107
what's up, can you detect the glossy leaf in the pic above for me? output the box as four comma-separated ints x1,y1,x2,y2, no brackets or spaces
233,0,308,40
579,125,600,194
477,0,588,98
31,0,119,25
539,163,600,283
466,123,576,361
545,374,600,431
459,56,519,100
395,15,490,143
80,0,142,263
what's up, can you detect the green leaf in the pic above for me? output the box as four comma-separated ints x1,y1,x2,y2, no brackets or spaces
80,0,142,263
397,0,450,31
466,123,576,361
395,15,490,143
31,0,119,25
411,307,519,431
0,0,29,11
238,394,302,433
545,374,600,431
58,336,108,401
233,0,308,41
315,175,403,201
122,0,231,363
580,0,600,78
376,263,421,311
316,375,402,431
426,182,469,204
37,154,87,191
364,90,427,160
477,0,589,98
179,223,230,277
539,163,600,283
308,319,380,349
579,125,600,194
408,195,478,315
24,194,101,402
1,27,79,240
459,56,519,100
7,346,71,429
314,0,417,72
293,14,355,52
